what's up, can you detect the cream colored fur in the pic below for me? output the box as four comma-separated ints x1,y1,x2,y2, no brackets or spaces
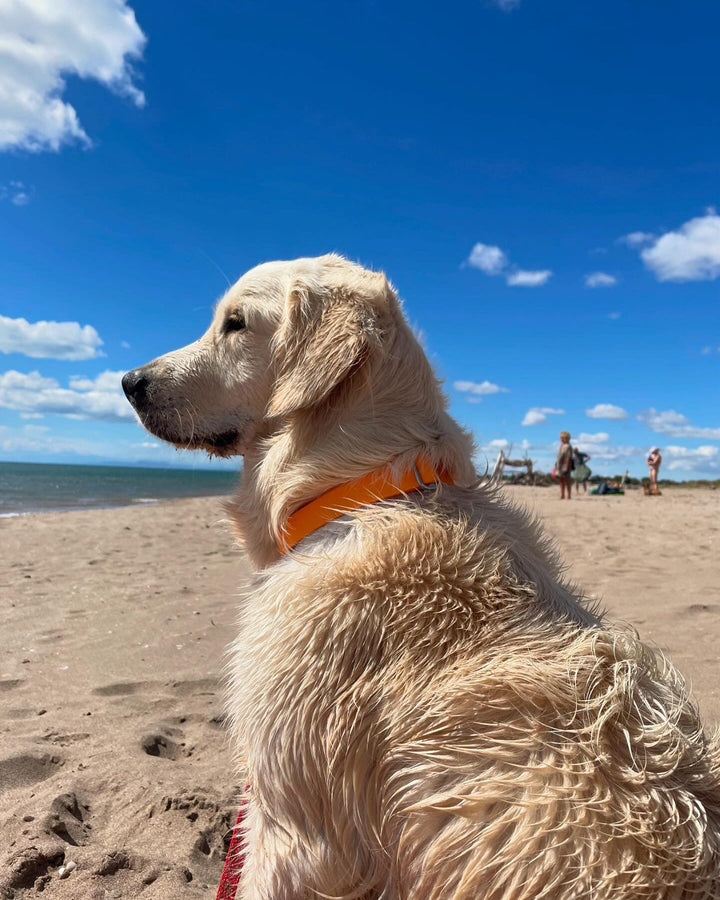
131,255,720,899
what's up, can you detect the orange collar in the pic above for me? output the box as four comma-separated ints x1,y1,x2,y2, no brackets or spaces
277,456,454,553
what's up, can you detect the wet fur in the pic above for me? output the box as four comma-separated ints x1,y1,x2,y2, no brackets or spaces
130,255,720,898
229,486,720,898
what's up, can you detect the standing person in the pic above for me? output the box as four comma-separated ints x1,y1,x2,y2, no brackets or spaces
572,447,592,493
647,447,662,494
556,431,574,499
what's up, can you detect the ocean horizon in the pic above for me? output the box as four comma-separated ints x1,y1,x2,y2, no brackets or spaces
0,460,240,516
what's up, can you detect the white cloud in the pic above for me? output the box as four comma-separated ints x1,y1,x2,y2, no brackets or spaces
0,422,112,457
0,424,52,453
637,408,720,440
120,340,131,349
492,0,522,9
522,406,565,426
466,243,508,275
608,311,621,320
640,210,720,282
664,445,720,473
0,369,132,422
0,422,237,468
585,271,617,288
465,243,551,286
619,231,656,247
665,445,718,459
575,431,610,444
637,408,687,430
0,314,104,360
506,269,552,287
571,432,643,462
0,0,146,153
68,370,122,392
586,403,628,420
454,379,510,400
1,180,31,205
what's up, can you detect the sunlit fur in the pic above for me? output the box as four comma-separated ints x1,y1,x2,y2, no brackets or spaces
135,255,720,897
229,489,720,897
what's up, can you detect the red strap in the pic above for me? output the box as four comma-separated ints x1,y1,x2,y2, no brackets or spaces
216,802,246,900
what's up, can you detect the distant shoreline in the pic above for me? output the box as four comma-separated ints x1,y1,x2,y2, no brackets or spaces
2,459,718,517
0,496,164,518
0,458,238,473
0,460,239,516
2,458,715,486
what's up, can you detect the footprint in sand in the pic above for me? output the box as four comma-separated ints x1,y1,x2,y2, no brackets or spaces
0,846,65,893
168,678,217,697
42,731,90,747
0,754,63,791
93,681,152,697
93,849,187,890
141,725,192,760
45,791,91,846
94,849,132,876
6,707,48,720
687,603,716,614
0,678,24,692
148,791,235,865
37,628,67,644
208,712,229,729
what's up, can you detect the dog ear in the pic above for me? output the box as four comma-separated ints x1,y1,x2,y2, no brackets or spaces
267,270,388,417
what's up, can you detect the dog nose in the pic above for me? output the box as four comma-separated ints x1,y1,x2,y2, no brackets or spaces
122,368,150,407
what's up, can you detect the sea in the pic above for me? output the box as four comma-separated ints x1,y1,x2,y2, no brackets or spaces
0,461,240,517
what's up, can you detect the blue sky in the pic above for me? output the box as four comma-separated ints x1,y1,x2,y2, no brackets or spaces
1,0,719,478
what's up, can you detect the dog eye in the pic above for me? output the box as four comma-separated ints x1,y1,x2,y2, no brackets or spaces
224,313,246,334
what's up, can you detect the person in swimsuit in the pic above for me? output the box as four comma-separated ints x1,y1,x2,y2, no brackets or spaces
647,447,662,493
557,431,573,499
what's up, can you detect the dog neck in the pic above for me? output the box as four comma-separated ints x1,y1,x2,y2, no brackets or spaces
227,328,476,570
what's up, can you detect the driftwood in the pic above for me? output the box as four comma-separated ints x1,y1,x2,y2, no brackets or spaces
492,449,535,484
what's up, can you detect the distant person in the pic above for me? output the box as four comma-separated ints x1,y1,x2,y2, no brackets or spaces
556,431,574,499
572,447,592,493
647,447,662,493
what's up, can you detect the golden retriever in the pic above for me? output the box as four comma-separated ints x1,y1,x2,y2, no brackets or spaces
124,254,720,899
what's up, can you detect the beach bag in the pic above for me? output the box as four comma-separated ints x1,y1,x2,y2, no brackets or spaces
551,465,558,481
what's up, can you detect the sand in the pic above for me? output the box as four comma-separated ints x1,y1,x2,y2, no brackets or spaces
1,486,718,897
1,498,247,899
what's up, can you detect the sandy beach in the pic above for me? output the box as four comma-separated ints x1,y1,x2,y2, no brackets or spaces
1,486,718,898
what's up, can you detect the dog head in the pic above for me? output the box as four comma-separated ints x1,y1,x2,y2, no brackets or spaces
122,254,393,456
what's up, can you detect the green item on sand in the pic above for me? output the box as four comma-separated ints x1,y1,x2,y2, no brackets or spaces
572,463,591,482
